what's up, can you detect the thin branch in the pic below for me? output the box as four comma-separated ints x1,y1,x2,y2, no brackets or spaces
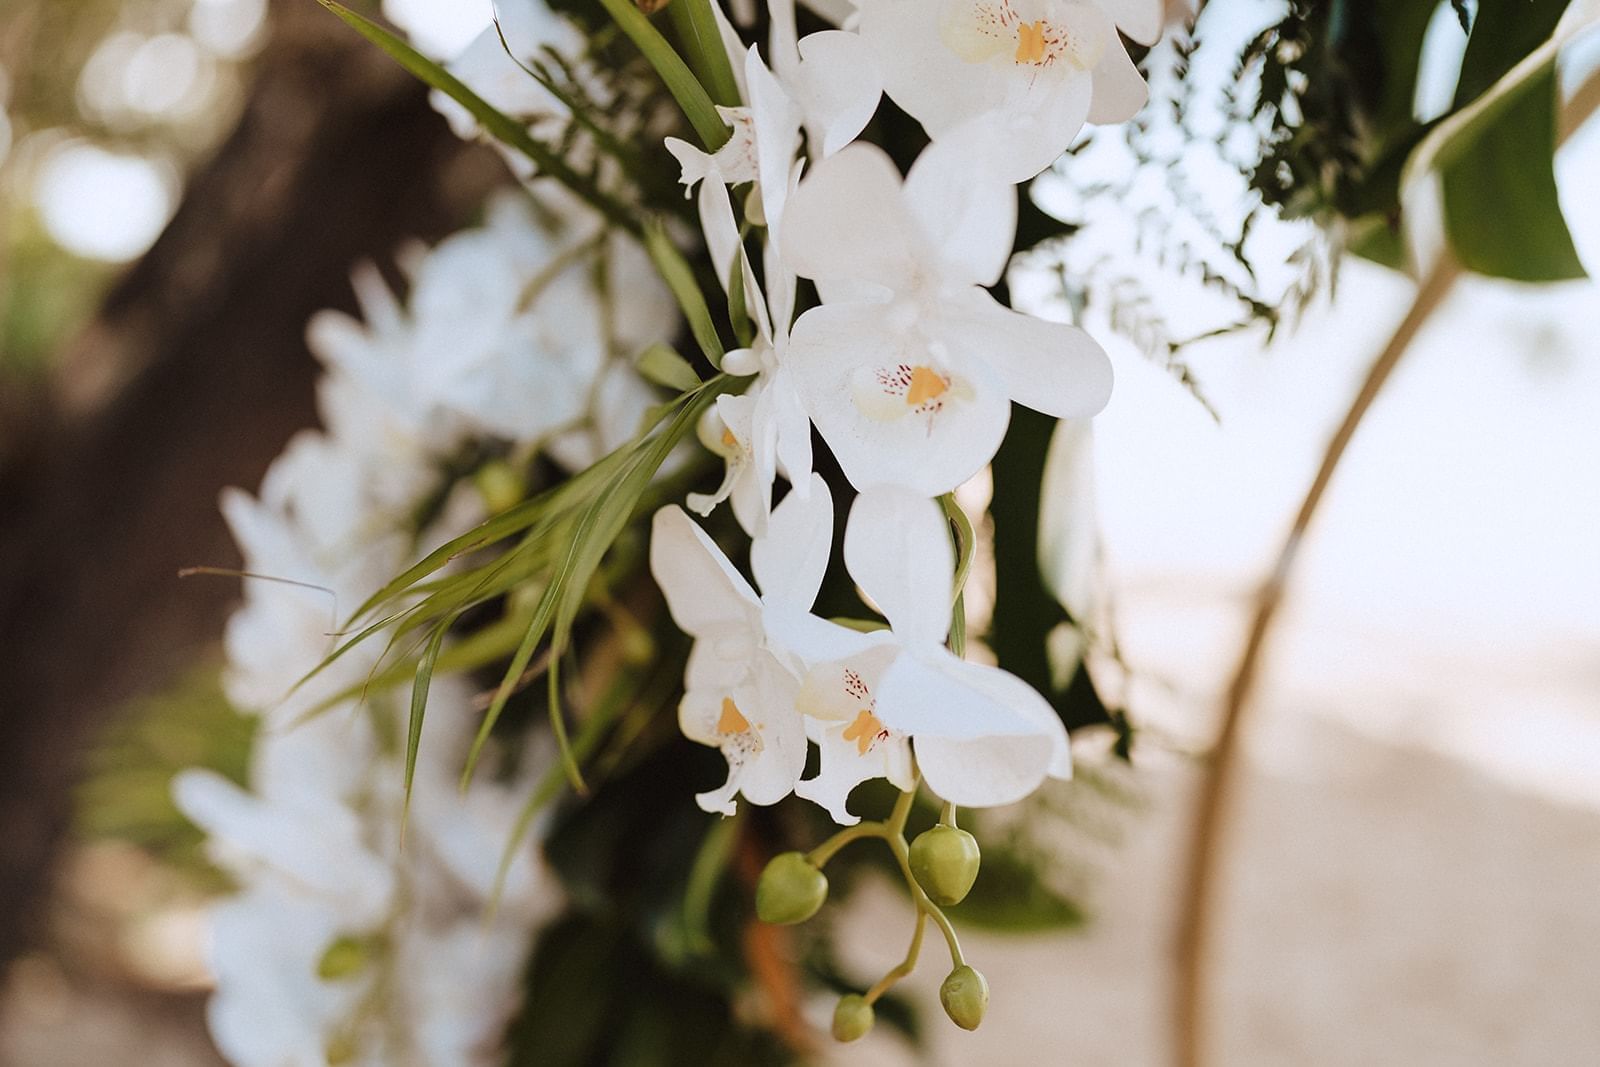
1171,255,1459,1067
1173,68,1600,1067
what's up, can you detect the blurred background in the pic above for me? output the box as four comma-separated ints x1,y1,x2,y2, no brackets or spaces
0,0,1596,1064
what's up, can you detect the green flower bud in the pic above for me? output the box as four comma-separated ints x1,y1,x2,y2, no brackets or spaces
474,460,525,515
940,965,989,1031
831,994,875,1042
755,851,828,925
316,934,378,981
909,825,981,906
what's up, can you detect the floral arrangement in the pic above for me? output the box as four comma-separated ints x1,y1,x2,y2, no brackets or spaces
160,0,1595,1063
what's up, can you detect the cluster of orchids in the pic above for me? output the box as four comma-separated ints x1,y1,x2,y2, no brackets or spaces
636,0,1160,1040
180,0,1168,1058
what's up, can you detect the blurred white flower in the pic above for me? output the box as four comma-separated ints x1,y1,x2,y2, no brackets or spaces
431,0,586,179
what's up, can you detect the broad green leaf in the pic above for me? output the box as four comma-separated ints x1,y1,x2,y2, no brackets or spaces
313,1,638,235
1402,0,1596,280
1440,72,1584,280
597,0,731,150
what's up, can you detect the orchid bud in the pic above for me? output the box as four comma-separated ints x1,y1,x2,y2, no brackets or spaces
755,851,827,925
831,994,875,1042
939,965,989,1031
474,460,525,514
909,825,981,906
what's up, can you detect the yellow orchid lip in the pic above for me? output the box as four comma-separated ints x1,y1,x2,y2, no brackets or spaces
718,696,752,736
842,708,889,756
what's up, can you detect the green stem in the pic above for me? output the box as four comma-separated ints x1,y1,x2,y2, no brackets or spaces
940,800,957,828
887,780,918,835
865,912,926,1004
888,835,964,967
806,821,887,868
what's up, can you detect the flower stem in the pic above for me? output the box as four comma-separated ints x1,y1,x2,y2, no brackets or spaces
865,912,926,1004
888,834,963,966
806,822,886,868
1172,254,1460,1067
887,779,919,835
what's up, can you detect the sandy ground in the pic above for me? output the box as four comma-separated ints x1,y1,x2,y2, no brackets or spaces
819,713,1600,1067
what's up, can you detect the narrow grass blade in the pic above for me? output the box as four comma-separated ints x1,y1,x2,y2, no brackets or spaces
597,0,730,149
645,219,725,365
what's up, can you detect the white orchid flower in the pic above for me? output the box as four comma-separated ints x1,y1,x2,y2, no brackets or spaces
766,489,1072,824
766,0,884,157
689,230,815,535
664,44,814,536
651,475,835,815
853,0,1149,181
1095,0,1166,47
781,141,1112,496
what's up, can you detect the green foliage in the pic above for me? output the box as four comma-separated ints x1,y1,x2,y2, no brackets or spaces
1436,0,1585,280
667,0,744,110
644,218,728,367
75,667,255,888
637,343,705,392
597,0,732,150
1239,0,1584,281
508,915,793,1067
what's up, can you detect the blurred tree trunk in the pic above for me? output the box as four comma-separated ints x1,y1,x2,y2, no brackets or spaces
0,2,502,967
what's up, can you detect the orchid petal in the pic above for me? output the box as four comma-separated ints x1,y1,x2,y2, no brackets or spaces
746,46,803,244
1088,36,1148,125
872,650,1044,741
770,366,814,489
904,127,1019,286
937,290,1114,419
843,488,953,646
860,0,1005,136
794,30,884,156
752,473,833,609
795,723,912,824
1095,0,1164,45
781,143,920,292
650,506,760,637
764,603,890,668
786,303,1012,496
914,732,1056,807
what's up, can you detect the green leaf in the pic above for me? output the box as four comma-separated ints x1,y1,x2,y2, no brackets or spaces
1401,0,1591,281
1440,71,1584,281
317,934,381,981
644,219,726,366
668,0,743,110
725,244,754,349
401,620,450,838
313,0,638,235
636,342,703,392
597,0,731,150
